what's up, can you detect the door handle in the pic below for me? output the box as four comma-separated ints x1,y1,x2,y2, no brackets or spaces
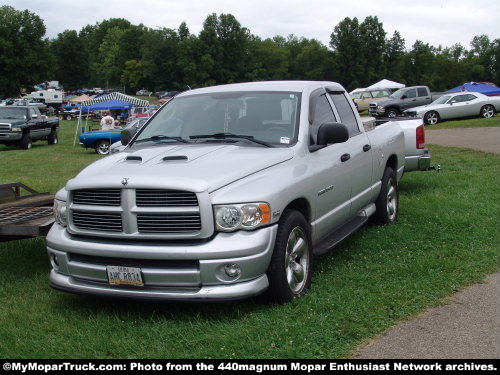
340,153,350,162
363,144,371,152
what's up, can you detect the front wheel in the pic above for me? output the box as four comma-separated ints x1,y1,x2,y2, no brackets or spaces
385,108,399,118
19,132,32,150
66,115,72,121
480,105,495,118
48,130,58,145
424,111,440,125
95,140,110,155
374,167,399,225
265,210,313,303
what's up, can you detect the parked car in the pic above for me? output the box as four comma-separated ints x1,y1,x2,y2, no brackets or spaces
350,88,391,111
48,80,410,303
0,106,59,149
136,89,151,96
369,86,444,117
404,92,500,125
158,90,180,103
79,117,147,154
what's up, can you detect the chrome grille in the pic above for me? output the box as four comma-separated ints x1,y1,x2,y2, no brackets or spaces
72,211,122,232
137,213,201,233
73,189,121,206
136,189,198,207
0,123,11,132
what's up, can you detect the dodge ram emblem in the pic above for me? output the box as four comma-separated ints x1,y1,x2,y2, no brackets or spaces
121,178,129,186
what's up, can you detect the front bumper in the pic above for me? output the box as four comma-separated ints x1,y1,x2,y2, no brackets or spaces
46,223,277,301
369,107,385,116
405,149,431,172
0,132,22,141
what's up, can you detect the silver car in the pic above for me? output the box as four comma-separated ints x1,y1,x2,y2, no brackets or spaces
405,92,500,125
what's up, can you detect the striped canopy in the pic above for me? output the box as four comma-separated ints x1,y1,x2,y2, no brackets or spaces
81,92,149,107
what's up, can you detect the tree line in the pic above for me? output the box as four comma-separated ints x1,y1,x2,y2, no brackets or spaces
0,5,499,97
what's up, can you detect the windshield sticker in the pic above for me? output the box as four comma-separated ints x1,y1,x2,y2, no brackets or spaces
280,137,290,144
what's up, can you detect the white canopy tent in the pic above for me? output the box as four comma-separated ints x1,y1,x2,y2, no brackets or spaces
366,79,405,90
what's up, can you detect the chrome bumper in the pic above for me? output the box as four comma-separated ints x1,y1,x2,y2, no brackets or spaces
0,132,22,141
405,149,431,172
47,223,277,301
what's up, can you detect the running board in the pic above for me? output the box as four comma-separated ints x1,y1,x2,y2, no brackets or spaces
313,203,375,256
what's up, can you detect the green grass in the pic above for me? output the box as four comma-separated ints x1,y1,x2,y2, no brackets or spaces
0,121,499,358
134,95,160,105
429,114,500,129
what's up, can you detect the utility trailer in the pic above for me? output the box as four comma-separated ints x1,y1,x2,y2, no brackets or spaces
0,183,54,242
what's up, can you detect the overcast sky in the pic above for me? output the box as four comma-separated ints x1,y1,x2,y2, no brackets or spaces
5,0,499,48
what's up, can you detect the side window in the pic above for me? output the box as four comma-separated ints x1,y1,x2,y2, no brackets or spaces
29,108,36,118
417,87,428,97
405,89,417,98
329,92,360,137
361,92,372,99
452,95,467,103
466,94,477,101
310,94,336,145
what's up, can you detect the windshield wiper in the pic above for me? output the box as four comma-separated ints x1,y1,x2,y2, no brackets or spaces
135,135,190,144
190,133,273,148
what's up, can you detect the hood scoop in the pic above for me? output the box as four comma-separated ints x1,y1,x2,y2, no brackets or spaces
125,155,142,162
162,155,188,162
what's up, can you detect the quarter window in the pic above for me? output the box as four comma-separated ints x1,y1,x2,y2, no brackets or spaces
417,87,428,97
329,92,360,136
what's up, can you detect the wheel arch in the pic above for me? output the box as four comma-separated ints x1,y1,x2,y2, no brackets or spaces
283,198,311,224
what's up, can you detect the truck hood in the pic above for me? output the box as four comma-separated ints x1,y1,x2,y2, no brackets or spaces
0,119,25,126
372,98,398,107
68,143,294,193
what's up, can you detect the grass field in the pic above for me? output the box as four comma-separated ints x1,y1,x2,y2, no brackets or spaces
429,114,500,129
0,120,498,358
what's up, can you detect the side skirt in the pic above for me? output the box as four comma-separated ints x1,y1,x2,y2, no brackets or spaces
313,203,376,256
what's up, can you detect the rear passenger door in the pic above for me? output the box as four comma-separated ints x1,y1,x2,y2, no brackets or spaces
328,91,374,215
416,87,431,106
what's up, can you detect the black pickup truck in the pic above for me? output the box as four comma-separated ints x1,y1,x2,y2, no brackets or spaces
0,106,59,149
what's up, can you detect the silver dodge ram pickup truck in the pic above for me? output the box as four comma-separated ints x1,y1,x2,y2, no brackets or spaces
47,81,405,303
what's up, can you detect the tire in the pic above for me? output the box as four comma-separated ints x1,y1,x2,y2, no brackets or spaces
480,104,496,119
373,167,399,225
66,115,72,121
19,132,32,150
95,139,110,155
48,130,58,145
265,210,313,303
385,108,399,118
424,110,440,125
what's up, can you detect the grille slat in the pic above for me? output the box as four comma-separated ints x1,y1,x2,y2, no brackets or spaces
137,213,201,233
73,189,121,206
136,189,198,207
72,210,122,232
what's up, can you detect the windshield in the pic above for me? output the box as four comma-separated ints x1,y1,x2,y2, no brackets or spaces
432,95,452,105
389,89,406,99
350,93,361,99
0,107,27,119
134,91,301,146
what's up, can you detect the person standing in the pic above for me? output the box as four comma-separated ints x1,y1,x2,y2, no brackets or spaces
100,111,115,130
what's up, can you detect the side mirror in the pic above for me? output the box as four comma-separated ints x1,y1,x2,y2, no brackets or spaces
401,95,407,100
31,114,38,119
316,122,349,147
120,128,136,145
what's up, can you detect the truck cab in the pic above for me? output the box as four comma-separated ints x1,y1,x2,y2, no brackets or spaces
370,86,442,117
47,81,405,303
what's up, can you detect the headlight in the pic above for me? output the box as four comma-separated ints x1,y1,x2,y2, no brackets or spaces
377,105,384,110
214,203,271,232
11,126,22,131
53,199,68,227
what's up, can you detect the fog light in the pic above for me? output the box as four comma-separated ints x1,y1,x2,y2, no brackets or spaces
50,253,59,269
224,263,241,278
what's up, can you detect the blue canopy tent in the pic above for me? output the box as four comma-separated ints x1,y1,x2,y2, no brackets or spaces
447,82,500,96
74,92,149,146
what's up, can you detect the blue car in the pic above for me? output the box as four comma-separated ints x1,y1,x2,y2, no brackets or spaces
79,118,147,154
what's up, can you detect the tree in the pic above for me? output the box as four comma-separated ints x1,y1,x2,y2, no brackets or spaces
121,59,149,91
52,30,89,90
0,5,53,97
384,31,406,82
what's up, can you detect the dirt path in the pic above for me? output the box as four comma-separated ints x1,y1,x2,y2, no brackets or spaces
426,127,500,154
358,273,499,358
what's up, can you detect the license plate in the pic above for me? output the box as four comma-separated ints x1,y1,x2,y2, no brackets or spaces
107,266,143,286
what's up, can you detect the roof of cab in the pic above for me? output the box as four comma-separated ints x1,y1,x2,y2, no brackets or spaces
176,81,345,97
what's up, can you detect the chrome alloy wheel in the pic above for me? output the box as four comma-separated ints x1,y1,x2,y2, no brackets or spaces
426,111,439,125
386,179,397,222
96,141,110,155
482,105,495,118
285,226,309,294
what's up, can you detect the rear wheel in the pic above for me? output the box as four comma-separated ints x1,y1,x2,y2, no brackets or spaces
480,105,495,118
386,108,399,118
48,129,58,145
424,110,440,125
66,115,72,121
95,140,110,155
265,210,313,303
19,132,32,150
374,167,399,225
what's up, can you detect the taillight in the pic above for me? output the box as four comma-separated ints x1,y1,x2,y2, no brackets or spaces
416,124,425,149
